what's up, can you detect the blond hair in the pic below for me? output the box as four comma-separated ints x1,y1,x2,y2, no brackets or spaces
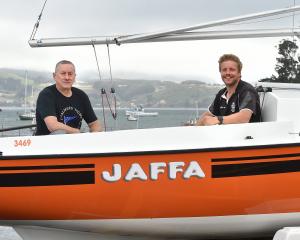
218,54,242,73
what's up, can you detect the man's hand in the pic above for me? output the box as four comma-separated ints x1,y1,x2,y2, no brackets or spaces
198,115,220,126
197,111,218,126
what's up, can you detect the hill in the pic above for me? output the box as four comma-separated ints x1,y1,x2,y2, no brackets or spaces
92,79,220,108
0,68,221,108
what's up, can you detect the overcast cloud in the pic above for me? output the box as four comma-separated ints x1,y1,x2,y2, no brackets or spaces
0,0,299,83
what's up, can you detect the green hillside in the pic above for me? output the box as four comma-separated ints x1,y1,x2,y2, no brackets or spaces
0,68,221,108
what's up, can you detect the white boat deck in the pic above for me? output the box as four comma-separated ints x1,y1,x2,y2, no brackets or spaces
0,120,298,157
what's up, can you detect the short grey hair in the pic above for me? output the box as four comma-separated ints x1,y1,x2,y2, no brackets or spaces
55,60,76,73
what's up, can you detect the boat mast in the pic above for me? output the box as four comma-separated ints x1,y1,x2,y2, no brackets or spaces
28,5,300,48
24,70,28,114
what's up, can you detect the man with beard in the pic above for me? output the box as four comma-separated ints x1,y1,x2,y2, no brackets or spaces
35,60,101,135
197,54,261,126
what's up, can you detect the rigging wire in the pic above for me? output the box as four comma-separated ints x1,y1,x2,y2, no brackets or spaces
292,0,297,42
92,42,117,132
229,12,300,27
107,44,113,84
100,89,107,132
91,42,106,131
92,42,103,81
292,0,297,79
29,0,48,40
102,44,117,121
106,44,117,121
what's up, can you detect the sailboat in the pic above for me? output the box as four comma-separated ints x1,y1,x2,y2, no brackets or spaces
126,105,158,117
18,71,35,121
2,4,300,240
18,111,35,121
126,112,138,121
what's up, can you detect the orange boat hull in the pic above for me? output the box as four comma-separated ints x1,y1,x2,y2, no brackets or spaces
1,144,300,221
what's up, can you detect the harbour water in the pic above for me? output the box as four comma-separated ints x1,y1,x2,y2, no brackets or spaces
0,107,204,136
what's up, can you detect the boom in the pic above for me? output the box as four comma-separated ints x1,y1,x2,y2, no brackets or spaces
28,5,300,47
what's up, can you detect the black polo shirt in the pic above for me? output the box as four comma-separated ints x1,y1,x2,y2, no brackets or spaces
208,80,261,123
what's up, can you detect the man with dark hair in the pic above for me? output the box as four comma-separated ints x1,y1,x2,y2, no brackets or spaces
35,60,101,135
197,54,261,126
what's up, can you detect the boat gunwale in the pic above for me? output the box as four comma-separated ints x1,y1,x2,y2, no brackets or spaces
1,141,300,160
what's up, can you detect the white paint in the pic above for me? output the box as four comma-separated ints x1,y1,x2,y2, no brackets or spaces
183,161,205,179
102,161,205,182
168,162,185,180
124,163,148,181
150,162,166,180
102,164,122,182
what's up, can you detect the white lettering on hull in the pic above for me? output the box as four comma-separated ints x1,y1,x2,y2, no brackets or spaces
125,163,148,181
150,162,167,180
102,164,122,182
101,161,205,182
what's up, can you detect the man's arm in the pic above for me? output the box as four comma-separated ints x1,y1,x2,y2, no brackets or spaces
44,116,80,134
196,109,252,126
220,109,252,125
196,111,216,126
88,120,102,132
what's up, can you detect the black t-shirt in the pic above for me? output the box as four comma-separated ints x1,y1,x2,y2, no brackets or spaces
35,84,98,135
209,80,261,123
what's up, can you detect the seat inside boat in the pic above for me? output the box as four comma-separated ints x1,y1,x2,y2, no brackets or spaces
258,84,300,126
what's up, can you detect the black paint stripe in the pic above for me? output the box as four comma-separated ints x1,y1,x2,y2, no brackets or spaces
0,171,94,187
0,164,94,171
1,142,300,161
212,159,300,178
212,153,300,163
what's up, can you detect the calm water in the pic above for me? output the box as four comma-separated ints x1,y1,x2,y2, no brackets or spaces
0,107,205,136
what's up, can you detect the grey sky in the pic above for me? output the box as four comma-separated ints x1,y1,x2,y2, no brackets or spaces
0,0,299,83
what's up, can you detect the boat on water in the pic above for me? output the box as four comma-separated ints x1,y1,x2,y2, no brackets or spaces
2,3,300,240
18,111,35,121
19,71,35,121
125,105,159,117
126,113,138,121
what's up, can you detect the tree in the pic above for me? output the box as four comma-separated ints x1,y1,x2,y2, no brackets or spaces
260,39,300,83
271,39,299,83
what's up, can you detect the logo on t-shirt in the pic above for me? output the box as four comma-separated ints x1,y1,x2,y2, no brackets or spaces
63,116,77,124
59,106,83,128
231,102,236,113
